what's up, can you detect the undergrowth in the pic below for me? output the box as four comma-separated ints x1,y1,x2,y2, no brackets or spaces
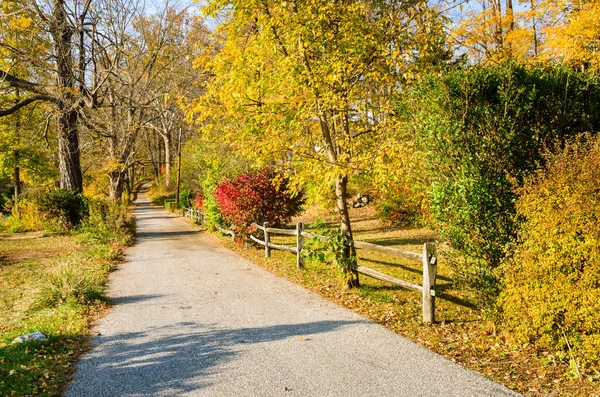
0,200,133,396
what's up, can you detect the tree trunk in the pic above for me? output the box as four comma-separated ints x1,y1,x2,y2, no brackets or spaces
123,170,131,203
109,170,125,202
506,0,514,31
52,0,83,193
319,112,360,289
145,131,160,183
13,101,21,215
163,133,171,188
13,166,20,215
57,108,83,192
530,0,538,56
175,127,182,208
335,174,360,288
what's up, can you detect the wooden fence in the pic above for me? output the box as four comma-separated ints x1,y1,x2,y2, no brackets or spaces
250,222,438,323
164,199,178,211
178,209,439,323
183,207,204,224
251,222,306,270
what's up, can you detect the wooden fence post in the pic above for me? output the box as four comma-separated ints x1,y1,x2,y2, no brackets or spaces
263,222,271,258
296,222,304,269
422,242,438,323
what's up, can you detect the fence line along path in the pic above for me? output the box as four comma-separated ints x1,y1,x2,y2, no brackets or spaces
183,208,439,323
250,221,438,323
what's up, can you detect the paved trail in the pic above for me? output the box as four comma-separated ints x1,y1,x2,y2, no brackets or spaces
66,193,520,397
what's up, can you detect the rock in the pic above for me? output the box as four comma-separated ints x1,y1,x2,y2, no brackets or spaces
11,332,48,344
360,196,369,204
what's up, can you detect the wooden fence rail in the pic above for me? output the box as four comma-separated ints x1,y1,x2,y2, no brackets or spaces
182,207,204,224
215,223,236,242
251,222,304,269
250,222,438,323
178,209,438,323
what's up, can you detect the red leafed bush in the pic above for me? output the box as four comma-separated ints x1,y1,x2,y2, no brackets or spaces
214,170,305,238
194,194,204,209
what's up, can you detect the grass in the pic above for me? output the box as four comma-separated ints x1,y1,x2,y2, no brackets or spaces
196,204,600,397
0,223,132,396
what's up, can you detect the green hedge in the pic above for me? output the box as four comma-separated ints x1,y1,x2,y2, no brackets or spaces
401,63,600,298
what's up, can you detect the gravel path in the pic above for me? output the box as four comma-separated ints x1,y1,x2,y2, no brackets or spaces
65,193,521,397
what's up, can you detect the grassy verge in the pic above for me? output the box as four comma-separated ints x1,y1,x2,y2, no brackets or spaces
192,205,599,397
0,222,133,396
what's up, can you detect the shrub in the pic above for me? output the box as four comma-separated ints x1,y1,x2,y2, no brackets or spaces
194,194,204,209
36,262,103,307
179,189,192,208
402,63,600,298
77,198,131,245
498,134,600,370
376,187,422,226
147,183,174,206
39,188,87,231
214,170,305,238
0,201,42,233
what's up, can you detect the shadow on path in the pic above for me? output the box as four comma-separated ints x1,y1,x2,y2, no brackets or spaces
78,320,364,395
110,294,167,305
136,230,201,241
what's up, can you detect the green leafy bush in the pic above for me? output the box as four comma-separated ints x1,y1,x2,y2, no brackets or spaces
39,188,87,231
77,198,131,245
499,134,600,370
179,189,192,208
403,63,600,298
304,229,358,286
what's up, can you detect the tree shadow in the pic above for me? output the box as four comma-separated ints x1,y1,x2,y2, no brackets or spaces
110,294,167,305
137,216,182,220
436,293,479,310
360,283,477,311
136,230,201,241
66,320,363,396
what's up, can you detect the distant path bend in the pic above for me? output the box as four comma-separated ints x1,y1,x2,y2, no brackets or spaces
66,192,520,396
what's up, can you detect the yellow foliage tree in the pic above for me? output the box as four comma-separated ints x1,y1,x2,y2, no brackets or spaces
448,0,597,65
543,0,600,71
188,0,445,286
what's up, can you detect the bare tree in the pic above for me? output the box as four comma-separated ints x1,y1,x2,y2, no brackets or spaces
0,0,123,192
81,3,206,200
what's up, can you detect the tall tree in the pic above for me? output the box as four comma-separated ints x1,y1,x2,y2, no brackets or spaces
447,0,590,65
0,1,55,208
81,5,206,200
0,0,122,193
190,0,443,286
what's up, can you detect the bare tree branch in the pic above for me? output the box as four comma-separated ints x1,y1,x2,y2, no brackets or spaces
0,95,55,117
0,70,55,98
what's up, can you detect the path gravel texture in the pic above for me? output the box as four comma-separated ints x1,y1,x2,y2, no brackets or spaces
66,193,521,397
